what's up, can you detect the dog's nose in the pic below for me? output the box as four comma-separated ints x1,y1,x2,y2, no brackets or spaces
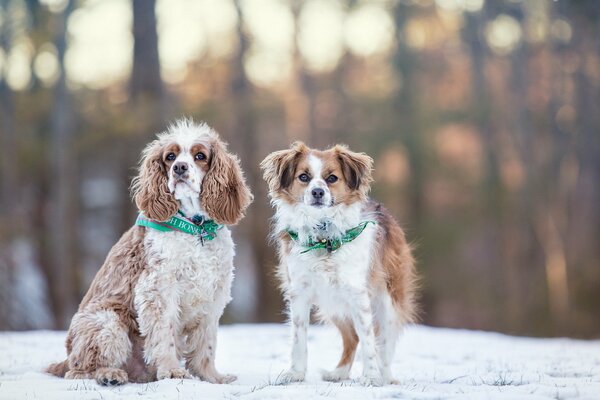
173,162,188,176
312,188,325,199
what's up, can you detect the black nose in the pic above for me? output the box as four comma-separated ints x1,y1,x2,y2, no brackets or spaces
173,162,188,176
312,188,325,199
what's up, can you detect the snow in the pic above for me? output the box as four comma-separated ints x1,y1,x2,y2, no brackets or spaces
1,324,599,400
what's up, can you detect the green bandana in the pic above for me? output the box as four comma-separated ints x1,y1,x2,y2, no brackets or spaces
136,211,223,244
287,221,375,254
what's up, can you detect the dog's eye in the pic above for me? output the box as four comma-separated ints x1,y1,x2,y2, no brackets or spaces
298,173,310,183
195,152,206,161
326,174,338,184
166,153,176,161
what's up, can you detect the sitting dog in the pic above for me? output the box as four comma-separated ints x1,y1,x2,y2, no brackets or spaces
46,119,252,385
261,142,417,386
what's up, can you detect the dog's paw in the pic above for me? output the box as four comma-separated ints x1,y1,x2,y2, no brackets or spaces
214,374,237,384
157,368,192,380
197,372,237,384
275,369,305,385
321,367,350,382
95,367,128,386
211,373,237,384
357,373,384,387
381,368,398,385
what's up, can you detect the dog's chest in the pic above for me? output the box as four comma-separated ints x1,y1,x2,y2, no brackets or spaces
286,225,375,310
142,229,234,315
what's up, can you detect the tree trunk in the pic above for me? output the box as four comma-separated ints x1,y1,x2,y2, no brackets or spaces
231,0,281,322
48,0,78,328
0,0,17,329
130,0,162,101
119,0,165,234
393,3,424,227
288,1,319,146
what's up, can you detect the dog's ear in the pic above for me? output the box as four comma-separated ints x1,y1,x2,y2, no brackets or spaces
260,141,308,195
201,137,253,225
131,140,179,222
334,144,373,197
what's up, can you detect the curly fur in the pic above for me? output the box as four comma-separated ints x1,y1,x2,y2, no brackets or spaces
201,138,253,225
131,141,179,222
46,119,252,386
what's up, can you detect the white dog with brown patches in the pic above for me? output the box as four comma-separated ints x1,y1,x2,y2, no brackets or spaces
261,142,417,386
46,119,252,385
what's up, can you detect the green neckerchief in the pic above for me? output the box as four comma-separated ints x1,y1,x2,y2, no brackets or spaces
136,211,223,244
287,220,375,254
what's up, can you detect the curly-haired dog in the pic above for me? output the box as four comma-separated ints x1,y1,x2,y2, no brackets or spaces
261,142,417,386
46,119,253,385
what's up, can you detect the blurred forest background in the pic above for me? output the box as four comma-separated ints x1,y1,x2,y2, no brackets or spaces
0,0,598,338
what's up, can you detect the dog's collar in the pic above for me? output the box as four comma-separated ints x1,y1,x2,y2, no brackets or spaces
136,211,223,244
287,221,375,254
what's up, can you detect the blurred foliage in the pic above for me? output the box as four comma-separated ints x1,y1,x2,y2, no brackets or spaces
0,0,598,337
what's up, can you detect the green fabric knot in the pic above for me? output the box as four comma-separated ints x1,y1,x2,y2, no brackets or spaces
287,220,375,254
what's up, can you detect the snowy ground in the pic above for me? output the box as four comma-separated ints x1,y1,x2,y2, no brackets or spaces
1,324,599,400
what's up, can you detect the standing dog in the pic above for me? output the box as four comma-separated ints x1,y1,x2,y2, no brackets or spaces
261,142,417,386
46,119,252,385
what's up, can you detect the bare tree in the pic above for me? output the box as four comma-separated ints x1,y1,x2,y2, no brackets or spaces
288,0,321,147
117,0,165,234
47,0,77,328
131,0,162,102
464,2,527,332
231,0,282,321
0,0,17,330
392,3,424,226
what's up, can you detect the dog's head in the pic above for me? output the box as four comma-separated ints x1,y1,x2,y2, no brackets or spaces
131,119,253,224
260,141,373,208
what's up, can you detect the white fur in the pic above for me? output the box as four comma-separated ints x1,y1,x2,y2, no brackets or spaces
304,155,332,206
372,288,402,383
276,201,383,385
54,120,243,385
273,153,395,386
166,123,211,195
134,223,235,382
134,121,237,383
274,200,363,244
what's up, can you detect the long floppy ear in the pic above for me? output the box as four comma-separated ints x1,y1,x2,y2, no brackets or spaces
201,138,253,225
334,144,374,198
131,140,179,222
260,141,308,195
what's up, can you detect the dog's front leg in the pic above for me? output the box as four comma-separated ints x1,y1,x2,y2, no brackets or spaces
350,291,383,386
135,274,190,380
278,290,311,384
186,318,236,384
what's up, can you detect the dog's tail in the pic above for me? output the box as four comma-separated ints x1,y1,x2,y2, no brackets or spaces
46,360,69,377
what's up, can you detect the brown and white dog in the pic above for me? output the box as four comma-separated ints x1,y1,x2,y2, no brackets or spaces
261,142,417,386
46,119,252,385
